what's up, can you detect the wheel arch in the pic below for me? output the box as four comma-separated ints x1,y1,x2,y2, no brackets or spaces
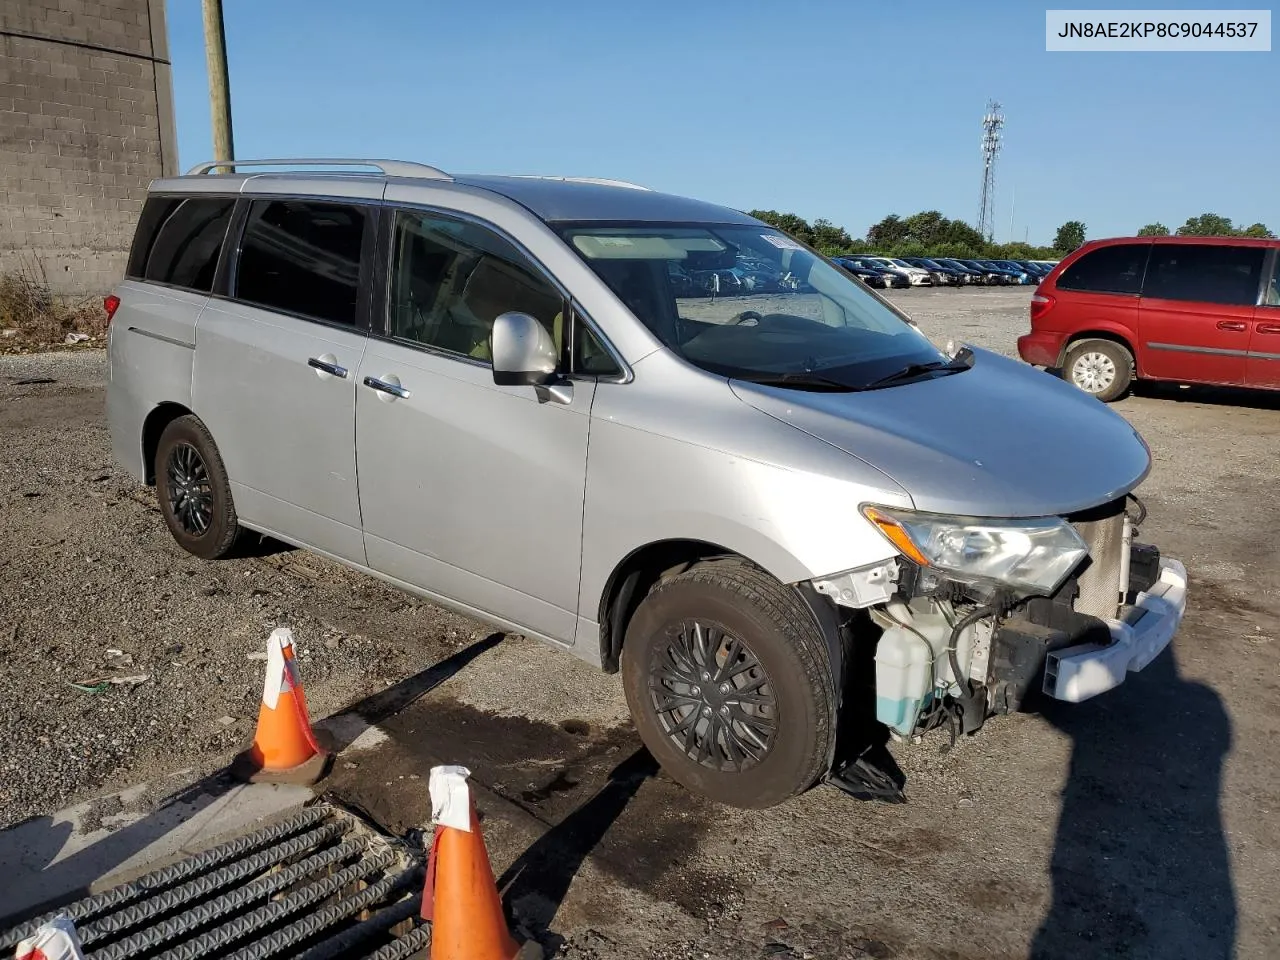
596,539,734,675
595,539,843,692
1059,328,1140,375
141,402,196,485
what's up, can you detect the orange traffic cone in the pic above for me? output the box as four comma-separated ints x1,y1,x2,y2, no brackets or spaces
15,915,85,960
231,627,329,785
421,766,540,960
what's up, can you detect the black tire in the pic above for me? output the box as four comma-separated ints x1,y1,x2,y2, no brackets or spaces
621,559,835,809
1063,339,1134,403
154,415,241,560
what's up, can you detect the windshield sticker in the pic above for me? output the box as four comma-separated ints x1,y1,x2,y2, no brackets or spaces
761,234,803,251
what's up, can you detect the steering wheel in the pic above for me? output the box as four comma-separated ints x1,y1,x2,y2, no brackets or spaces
731,310,764,326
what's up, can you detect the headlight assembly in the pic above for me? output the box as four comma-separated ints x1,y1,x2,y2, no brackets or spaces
862,505,1088,595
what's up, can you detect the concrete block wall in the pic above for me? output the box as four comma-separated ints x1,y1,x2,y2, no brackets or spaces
0,0,177,295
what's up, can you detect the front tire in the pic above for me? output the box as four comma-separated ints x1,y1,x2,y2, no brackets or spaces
621,559,835,809
1063,339,1134,402
154,415,242,560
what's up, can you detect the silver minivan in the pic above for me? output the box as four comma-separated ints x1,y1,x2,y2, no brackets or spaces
107,159,1187,808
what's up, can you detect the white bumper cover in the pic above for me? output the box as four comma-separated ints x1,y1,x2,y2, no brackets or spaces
1043,558,1188,703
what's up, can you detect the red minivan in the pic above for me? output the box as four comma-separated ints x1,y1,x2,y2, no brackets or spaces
1017,236,1280,401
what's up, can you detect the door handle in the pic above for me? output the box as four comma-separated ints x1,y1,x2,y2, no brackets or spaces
363,375,411,399
1216,320,1248,332
1256,322,1280,335
308,356,348,378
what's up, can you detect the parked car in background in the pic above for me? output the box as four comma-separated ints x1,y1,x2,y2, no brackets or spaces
901,257,964,285
1018,236,1280,401
976,260,1029,284
886,257,936,286
859,256,933,286
845,257,912,288
923,258,971,284
1013,261,1050,282
833,258,888,288
932,258,985,284
991,260,1038,284
952,259,1010,284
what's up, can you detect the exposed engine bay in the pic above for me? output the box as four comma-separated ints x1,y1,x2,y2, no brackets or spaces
814,495,1177,802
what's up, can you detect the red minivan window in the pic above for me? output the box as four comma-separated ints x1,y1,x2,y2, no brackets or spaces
1055,244,1148,296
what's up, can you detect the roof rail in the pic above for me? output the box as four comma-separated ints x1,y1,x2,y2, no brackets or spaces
183,158,452,180
507,175,651,191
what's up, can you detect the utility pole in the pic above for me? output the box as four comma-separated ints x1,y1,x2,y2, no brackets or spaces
202,0,234,167
1008,185,1015,243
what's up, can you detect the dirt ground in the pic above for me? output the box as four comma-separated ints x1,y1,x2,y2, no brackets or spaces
1,287,1278,959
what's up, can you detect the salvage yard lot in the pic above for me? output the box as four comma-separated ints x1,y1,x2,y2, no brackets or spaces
1,287,1278,958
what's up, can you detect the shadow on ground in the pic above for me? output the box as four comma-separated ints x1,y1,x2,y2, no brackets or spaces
499,747,660,946
318,632,505,752
1031,645,1234,959
1131,380,1280,411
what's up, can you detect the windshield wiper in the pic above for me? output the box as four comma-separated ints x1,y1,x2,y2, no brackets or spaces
863,358,972,390
739,372,854,392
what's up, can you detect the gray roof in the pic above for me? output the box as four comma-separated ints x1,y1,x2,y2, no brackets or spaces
450,175,760,225
162,159,763,227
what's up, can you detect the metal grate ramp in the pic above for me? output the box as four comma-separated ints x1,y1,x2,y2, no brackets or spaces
0,801,432,960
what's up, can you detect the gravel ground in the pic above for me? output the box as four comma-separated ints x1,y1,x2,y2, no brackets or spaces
2,287,1278,958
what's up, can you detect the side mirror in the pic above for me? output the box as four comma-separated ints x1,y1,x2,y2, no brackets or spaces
491,312,558,387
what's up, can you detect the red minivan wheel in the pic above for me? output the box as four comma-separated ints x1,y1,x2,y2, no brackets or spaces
1063,340,1134,403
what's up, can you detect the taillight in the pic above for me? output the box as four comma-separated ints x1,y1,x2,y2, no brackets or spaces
1030,293,1055,323
104,294,121,324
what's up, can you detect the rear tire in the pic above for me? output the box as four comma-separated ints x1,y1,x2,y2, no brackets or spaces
621,559,835,809
154,415,241,560
1063,339,1134,402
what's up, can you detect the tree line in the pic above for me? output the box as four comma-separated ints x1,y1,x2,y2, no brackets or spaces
1136,213,1274,239
747,209,1275,261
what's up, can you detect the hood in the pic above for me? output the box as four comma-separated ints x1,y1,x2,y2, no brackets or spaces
730,347,1151,518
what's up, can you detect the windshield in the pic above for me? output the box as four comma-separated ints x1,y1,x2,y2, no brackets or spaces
558,223,946,388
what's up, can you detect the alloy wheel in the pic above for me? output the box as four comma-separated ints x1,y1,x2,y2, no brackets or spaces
166,442,214,536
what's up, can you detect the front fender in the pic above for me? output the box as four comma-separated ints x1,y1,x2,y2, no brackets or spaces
576,416,905,625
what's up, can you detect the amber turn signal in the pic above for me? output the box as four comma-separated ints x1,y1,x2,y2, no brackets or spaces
862,505,930,567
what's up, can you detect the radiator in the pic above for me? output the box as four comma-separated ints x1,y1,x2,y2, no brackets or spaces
1070,502,1127,620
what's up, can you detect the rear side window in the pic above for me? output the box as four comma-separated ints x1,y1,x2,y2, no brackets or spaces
126,196,234,293
235,200,369,326
1055,244,1149,295
1142,243,1266,306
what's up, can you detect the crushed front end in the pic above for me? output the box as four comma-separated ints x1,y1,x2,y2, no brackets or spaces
811,495,1187,800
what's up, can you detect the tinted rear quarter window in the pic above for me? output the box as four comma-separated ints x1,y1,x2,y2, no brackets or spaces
1056,244,1149,295
235,199,368,326
1143,243,1266,305
127,196,235,293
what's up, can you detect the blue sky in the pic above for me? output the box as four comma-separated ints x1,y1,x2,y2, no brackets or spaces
167,1,1277,245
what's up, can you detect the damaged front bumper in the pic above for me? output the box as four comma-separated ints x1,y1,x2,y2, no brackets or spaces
1043,557,1188,702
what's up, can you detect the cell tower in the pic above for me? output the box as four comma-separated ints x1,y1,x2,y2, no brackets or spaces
977,100,1004,242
